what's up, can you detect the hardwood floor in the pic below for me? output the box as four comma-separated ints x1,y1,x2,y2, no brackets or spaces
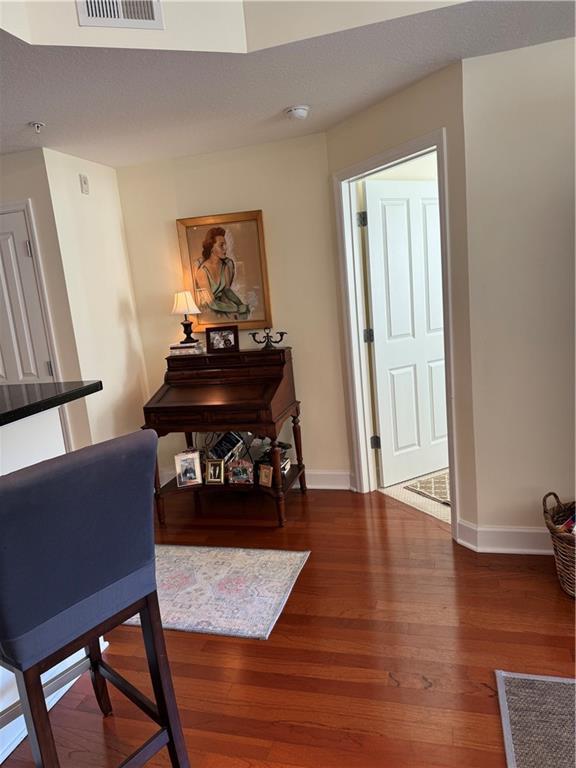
6,489,574,767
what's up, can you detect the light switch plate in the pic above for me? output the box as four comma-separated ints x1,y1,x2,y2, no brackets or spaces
79,174,90,195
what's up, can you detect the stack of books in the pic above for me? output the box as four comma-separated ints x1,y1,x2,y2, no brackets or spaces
169,342,204,356
255,447,291,476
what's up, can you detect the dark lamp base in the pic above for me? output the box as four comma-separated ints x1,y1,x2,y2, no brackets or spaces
180,319,198,345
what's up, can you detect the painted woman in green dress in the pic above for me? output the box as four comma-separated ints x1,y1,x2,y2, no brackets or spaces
194,227,249,319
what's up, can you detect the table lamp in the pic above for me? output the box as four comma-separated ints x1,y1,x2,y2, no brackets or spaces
171,290,200,344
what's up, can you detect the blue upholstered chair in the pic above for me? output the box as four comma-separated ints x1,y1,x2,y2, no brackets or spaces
0,430,189,767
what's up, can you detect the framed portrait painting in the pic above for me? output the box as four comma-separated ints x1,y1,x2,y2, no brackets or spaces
177,210,272,331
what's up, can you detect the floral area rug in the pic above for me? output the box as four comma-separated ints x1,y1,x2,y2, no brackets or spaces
126,545,309,639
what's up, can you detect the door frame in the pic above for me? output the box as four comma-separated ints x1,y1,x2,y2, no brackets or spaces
0,199,72,450
332,128,459,537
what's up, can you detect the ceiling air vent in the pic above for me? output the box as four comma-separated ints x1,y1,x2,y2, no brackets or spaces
76,0,164,30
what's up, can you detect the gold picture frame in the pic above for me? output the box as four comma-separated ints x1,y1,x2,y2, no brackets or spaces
205,458,225,485
177,210,272,331
258,464,273,488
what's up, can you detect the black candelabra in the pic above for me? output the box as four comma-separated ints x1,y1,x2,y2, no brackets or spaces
249,328,287,350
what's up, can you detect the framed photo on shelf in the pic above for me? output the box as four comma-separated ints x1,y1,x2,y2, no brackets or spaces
258,464,273,488
176,210,272,331
175,449,202,487
227,459,254,485
205,458,225,485
205,325,239,353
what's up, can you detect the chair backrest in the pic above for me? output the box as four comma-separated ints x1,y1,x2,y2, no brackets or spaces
0,429,158,668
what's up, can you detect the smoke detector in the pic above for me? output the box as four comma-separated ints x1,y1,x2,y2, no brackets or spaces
284,105,310,120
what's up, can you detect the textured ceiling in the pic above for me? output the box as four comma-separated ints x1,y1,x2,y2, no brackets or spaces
0,1,573,168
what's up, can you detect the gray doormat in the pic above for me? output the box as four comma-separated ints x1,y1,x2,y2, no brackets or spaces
495,670,576,768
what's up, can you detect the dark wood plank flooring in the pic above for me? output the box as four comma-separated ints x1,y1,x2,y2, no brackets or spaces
6,489,574,767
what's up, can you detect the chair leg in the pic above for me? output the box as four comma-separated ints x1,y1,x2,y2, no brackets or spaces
140,592,190,768
86,637,113,716
15,667,60,768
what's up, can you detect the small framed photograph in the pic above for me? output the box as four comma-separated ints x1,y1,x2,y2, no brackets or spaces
205,458,225,485
227,458,254,485
175,449,202,487
205,325,239,353
258,464,273,488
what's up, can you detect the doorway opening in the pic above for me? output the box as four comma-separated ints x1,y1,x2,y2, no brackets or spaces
333,130,458,534
0,200,71,449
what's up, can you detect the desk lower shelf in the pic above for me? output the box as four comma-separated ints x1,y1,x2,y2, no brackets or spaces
156,465,305,511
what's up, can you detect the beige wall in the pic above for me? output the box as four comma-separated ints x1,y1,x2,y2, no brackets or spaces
463,38,575,527
0,149,92,448
5,40,570,536
43,149,148,444
117,133,349,479
326,63,479,525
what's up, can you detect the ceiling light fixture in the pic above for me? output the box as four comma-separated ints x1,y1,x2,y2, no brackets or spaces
28,121,46,134
284,105,310,120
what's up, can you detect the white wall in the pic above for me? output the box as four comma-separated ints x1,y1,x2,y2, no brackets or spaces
1,0,461,52
463,38,575,528
44,149,148,443
117,133,350,483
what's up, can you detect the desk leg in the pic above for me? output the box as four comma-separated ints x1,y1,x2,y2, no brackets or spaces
292,410,307,492
154,460,166,527
271,440,286,527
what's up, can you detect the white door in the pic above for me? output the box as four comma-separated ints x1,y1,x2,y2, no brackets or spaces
0,210,55,384
365,179,448,487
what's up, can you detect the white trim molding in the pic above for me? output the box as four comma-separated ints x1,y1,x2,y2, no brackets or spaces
332,129,461,542
160,468,352,491
305,470,352,490
457,519,553,555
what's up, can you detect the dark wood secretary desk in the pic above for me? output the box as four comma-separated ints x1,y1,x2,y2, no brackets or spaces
142,348,306,526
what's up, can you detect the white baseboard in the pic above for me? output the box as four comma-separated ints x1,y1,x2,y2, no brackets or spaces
0,680,78,764
302,470,351,490
457,519,553,555
159,468,175,486
160,468,352,491
0,641,108,764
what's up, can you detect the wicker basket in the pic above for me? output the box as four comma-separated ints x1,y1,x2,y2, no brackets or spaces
543,492,575,598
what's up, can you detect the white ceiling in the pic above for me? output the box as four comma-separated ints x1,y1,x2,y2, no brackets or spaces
0,1,573,168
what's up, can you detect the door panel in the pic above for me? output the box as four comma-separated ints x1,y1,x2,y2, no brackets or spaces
428,359,448,443
0,211,54,384
389,365,420,452
381,200,414,339
366,178,448,486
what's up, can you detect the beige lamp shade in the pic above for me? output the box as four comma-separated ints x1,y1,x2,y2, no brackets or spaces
171,290,200,316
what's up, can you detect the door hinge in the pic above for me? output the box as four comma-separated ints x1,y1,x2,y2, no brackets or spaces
356,211,368,227
25,240,33,258
363,328,374,343
46,360,54,377
370,435,381,450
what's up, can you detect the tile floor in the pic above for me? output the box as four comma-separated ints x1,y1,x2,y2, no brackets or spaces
380,468,451,524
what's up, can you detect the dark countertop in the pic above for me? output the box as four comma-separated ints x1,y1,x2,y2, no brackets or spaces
0,380,103,427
